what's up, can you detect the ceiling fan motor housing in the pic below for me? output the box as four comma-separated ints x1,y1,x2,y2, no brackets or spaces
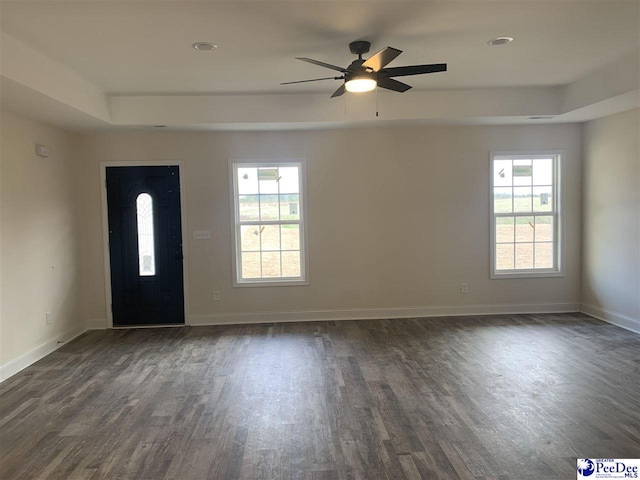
347,58,366,72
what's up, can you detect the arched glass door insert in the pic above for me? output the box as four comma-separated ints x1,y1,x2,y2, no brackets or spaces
136,193,156,276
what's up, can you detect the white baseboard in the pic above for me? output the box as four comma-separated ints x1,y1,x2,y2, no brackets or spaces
188,302,580,326
86,318,107,330
581,303,640,334
0,323,88,382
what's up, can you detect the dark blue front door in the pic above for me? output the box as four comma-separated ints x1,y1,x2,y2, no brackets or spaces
106,166,185,326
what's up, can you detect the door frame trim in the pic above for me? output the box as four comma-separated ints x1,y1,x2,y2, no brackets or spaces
100,161,190,328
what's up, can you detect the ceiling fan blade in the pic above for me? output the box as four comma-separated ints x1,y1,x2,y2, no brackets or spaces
330,84,346,98
281,76,343,85
381,63,447,78
362,47,402,72
376,77,412,93
296,57,348,73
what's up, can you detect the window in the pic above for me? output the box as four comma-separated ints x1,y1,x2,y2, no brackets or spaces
136,193,156,276
490,152,563,278
230,160,308,286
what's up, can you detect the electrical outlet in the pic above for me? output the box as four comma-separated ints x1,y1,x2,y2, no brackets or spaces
460,282,468,294
213,290,221,301
46,311,52,325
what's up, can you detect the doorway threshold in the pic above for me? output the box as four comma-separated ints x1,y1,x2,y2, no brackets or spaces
112,323,186,329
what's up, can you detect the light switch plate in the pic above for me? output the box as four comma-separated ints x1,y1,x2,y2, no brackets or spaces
193,230,211,240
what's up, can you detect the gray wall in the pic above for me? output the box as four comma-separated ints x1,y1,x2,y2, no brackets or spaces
7,106,640,372
77,124,583,326
582,108,640,330
0,110,84,367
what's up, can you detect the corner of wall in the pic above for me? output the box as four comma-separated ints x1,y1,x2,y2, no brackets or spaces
0,323,88,382
580,303,640,334
580,108,640,333
0,110,89,380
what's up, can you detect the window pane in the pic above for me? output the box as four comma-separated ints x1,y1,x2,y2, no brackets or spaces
238,167,258,195
496,244,514,270
515,216,534,243
242,252,261,278
281,224,300,250
515,243,534,269
513,187,532,212
282,251,301,277
280,194,300,220
496,217,514,244
493,160,512,187
239,195,259,221
535,216,553,242
535,243,553,268
278,167,300,194
136,193,155,276
260,225,280,251
261,252,281,277
233,162,306,284
494,187,513,213
491,154,559,277
240,225,261,252
259,195,279,220
533,186,552,212
258,168,279,194
533,158,553,186
513,159,533,186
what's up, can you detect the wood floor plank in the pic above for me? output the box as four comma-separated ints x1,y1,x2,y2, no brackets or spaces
1,313,639,479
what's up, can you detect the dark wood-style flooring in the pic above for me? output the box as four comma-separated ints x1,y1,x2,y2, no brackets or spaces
1,313,639,479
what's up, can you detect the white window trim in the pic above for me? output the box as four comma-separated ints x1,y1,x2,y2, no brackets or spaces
229,158,310,287
489,150,565,279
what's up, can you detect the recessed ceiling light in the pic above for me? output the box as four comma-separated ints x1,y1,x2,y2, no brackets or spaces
192,42,218,51
488,37,514,46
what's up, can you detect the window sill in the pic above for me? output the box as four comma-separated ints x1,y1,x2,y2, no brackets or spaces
233,279,309,288
491,270,565,279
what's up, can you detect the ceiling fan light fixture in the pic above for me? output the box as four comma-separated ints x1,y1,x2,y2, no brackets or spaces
345,77,377,93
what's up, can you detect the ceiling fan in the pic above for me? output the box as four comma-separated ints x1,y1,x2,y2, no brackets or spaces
281,41,447,98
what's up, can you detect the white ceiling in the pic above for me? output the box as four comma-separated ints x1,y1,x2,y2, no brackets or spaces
1,0,639,130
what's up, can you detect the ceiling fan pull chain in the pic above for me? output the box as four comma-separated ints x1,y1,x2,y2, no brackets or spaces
376,86,379,117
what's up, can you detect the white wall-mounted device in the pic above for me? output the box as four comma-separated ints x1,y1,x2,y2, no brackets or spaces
35,144,49,157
